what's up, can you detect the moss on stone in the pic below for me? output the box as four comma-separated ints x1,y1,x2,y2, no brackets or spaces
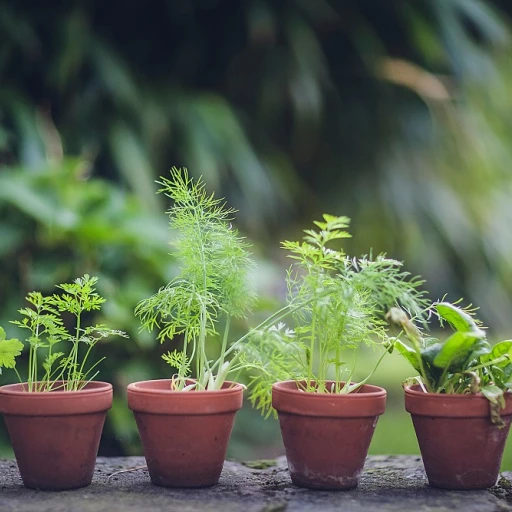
241,459,277,470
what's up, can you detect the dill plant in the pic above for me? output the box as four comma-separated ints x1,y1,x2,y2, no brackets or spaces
135,168,260,391
0,275,127,392
240,215,429,415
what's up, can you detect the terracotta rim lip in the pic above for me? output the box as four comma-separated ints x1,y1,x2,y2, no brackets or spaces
0,381,112,397
272,380,386,399
127,379,244,396
404,384,512,401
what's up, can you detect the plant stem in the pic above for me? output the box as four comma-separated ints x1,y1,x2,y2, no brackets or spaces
216,297,320,369
308,305,317,392
218,315,231,374
346,346,388,393
78,342,96,385
72,311,82,390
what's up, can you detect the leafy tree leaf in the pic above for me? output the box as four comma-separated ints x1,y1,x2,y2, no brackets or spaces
433,331,482,370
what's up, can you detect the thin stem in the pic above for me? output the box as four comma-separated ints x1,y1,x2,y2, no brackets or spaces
14,367,23,386
308,306,317,392
178,331,189,383
435,365,451,394
27,344,33,392
346,346,388,393
218,315,231,373
216,299,317,368
72,310,82,388
78,342,96,389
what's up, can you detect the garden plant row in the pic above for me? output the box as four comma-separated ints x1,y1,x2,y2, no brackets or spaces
0,168,511,491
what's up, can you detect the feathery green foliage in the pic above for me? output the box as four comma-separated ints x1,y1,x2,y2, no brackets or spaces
242,215,429,415
135,168,257,390
387,301,512,423
2,275,127,392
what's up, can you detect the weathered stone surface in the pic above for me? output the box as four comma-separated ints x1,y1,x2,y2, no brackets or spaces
0,456,511,512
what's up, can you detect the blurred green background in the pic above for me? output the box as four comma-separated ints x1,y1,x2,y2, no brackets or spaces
2,0,512,467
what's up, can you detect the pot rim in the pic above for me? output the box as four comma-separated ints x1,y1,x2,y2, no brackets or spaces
0,380,112,397
404,384,512,417
272,380,386,398
271,380,386,418
127,378,244,396
127,379,244,415
0,381,113,416
404,383,512,400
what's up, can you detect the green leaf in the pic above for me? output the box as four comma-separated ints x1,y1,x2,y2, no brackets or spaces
481,385,505,408
433,331,482,370
421,343,443,366
481,384,507,426
394,339,422,373
435,302,485,336
490,340,512,361
0,336,24,370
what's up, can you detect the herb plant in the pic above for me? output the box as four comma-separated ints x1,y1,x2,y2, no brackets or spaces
387,302,512,424
0,275,127,392
240,215,429,415
135,168,258,391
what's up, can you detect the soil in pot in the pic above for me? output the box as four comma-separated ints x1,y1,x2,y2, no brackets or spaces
405,384,512,490
127,379,243,488
0,381,113,490
272,380,386,490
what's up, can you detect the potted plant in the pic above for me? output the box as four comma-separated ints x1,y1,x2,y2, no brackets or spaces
387,302,512,489
130,168,294,488
240,215,428,490
0,275,126,490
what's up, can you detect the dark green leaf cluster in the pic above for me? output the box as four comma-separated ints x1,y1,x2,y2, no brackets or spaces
387,302,512,424
1,275,127,392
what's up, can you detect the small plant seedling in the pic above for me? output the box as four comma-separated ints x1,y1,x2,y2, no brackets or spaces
0,275,127,391
240,215,429,416
387,301,512,424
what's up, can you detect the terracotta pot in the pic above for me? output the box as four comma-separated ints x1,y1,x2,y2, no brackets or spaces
272,380,386,490
127,379,243,488
0,381,112,490
404,385,512,489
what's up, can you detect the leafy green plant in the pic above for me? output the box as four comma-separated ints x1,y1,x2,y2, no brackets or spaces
240,215,429,416
135,168,255,391
386,301,512,423
0,275,127,392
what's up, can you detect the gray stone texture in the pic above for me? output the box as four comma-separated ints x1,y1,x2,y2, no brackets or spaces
0,456,511,512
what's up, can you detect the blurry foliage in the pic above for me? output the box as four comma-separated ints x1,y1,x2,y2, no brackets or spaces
1,0,512,456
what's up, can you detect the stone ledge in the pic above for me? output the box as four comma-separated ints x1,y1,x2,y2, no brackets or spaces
0,456,511,512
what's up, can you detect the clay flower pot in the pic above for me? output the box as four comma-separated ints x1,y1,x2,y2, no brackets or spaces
127,379,243,488
405,384,512,489
0,381,112,490
272,380,386,490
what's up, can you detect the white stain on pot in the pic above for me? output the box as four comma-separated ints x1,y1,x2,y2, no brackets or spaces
288,461,361,487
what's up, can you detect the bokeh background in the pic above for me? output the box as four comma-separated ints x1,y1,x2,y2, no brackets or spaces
2,0,512,466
